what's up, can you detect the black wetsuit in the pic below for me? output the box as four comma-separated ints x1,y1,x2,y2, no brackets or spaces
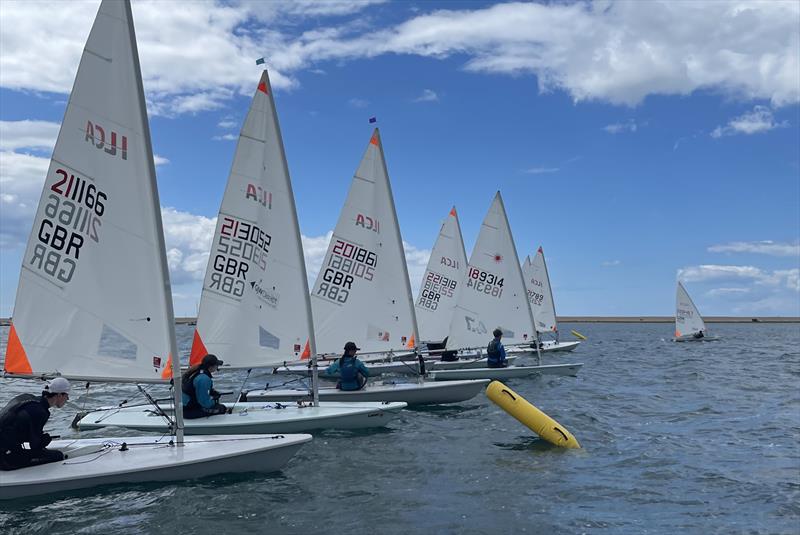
0,394,64,470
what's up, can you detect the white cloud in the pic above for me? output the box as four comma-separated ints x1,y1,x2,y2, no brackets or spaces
160,207,217,285
0,151,50,248
604,119,638,134
708,240,800,257
0,120,60,151
705,287,751,298
348,97,369,108
153,154,170,167
413,89,439,102
678,264,799,291
680,265,799,315
301,231,333,283
217,119,238,129
1,1,797,115
212,134,238,141
403,240,431,296
601,260,621,267
523,167,559,175
711,105,789,138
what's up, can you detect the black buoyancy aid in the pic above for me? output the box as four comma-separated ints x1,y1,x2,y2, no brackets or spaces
0,394,40,444
339,356,359,385
181,369,210,409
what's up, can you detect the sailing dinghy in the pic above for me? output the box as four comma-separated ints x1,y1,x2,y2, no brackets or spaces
512,247,581,354
434,193,582,381
245,130,487,404
674,281,719,342
76,71,405,433
1,0,309,500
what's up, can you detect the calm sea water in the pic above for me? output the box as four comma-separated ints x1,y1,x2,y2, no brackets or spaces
1,323,798,534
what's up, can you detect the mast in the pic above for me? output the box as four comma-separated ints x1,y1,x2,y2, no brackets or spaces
496,192,539,363
539,247,559,343
124,0,184,442
374,128,420,350
265,70,320,405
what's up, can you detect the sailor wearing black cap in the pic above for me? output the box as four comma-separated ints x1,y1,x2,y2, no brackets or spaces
182,354,228,418
325,342,369,391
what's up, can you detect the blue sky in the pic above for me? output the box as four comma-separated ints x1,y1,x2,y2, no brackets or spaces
1,0,798,317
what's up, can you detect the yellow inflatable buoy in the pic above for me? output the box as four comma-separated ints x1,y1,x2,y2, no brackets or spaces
570,329,587,340
486,381,580,449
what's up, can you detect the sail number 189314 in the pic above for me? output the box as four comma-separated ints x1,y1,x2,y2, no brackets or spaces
466,267,503,298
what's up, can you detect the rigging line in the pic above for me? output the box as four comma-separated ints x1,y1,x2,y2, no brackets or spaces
137,384,174,428
228,369,252,414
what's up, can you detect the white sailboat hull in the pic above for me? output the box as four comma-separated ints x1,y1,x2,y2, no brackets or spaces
673,335,720,342
76,401,406,434
506,341,581,356
243,379,490,406
0,434,311,500
427,355,519,370
428,363,583,381
273,359,423,377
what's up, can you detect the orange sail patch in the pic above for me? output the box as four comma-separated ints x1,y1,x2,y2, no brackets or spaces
449,207,457,217
189,329,209,366
257,81,268,94
300,340,311,360
370,132,379,146
161,354,173,380
406,334,415,349
4,324,32,375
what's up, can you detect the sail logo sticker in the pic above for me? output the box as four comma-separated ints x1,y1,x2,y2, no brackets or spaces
440,256,460,269
85,121,127,160
355,214,380,233
250,280,279,308
246,184,272,210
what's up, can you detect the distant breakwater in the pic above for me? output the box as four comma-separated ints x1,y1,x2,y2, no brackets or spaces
1,316,798,326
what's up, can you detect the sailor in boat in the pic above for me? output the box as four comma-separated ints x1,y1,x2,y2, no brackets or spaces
439,336,459,362
693,330,705,339
182,354,228,418
325,342,369,391
487,329,509,368
0,377,71,470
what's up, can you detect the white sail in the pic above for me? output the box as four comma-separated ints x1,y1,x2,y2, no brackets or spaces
311,129,418,355
446,192,534,350
190,71,313,368
522,247,558,337
675,281,706,337
4,0,174,383
415,206,468,343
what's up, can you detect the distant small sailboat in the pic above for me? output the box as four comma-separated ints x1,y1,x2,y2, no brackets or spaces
76,71,406,433
674,281,719,342
518,247,581,353
1,0,309,500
